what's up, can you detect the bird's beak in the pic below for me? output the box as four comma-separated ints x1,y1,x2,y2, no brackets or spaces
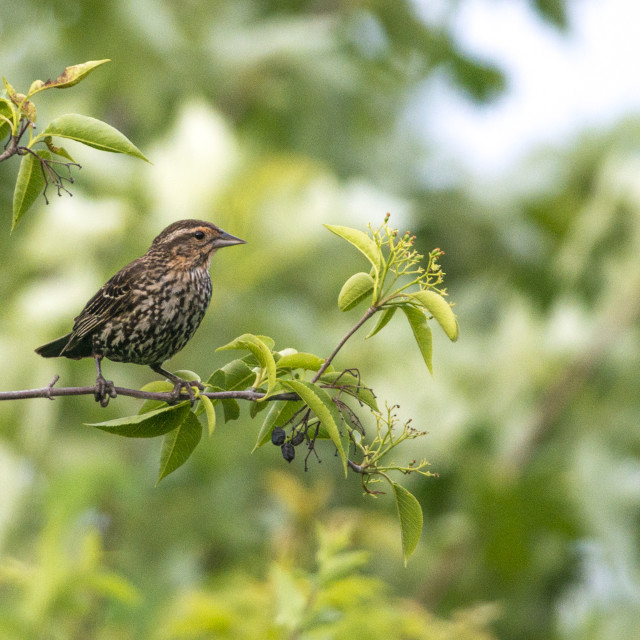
212,230,246,248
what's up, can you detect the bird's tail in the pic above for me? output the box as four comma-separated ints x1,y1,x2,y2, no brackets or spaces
35,334,73,358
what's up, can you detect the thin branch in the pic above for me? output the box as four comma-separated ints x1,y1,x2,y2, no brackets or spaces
311,306,378,382
0,135,19,163
0,383,298,403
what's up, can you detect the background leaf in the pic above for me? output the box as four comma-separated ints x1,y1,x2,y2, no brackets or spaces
401,306,433,375
337,272,375,311
28,59,110,96
324,225,382,274
391,482,423,565
157,412,203,483
43,114,149,161
283,380,347,475
411,291,459,342
12,150,50,230
86,402,190,438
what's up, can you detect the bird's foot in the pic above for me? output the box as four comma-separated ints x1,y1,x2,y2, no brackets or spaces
94,374,117,407
168,378,205,406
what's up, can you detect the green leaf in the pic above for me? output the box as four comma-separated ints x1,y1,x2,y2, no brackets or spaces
253,400,302,451
0,98,14,140
12,150,50,231
319,371,378,411
276,352,324,371
138,380,174,414
283,380,347,476
338,272,375,312
86,402,190,438
43,114,150,162
217,334,277,399
218,359,255,390
200,395,217,437
324,224,382,275
366,306,396,339
391,482,423,565
3,78,36,121
157,412,203,483
221,398,240,422
401,306,433,375
410,291,459,342
27,59,110,96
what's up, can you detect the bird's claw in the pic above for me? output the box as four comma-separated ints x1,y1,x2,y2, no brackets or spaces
94,374,116,407
169,379,203,406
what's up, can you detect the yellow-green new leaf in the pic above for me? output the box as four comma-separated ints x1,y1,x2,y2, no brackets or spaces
276,352,324,371
157,412,203,483
200,395,217,437
284,380,347,476
401,306,433,374
217,334,277,399
28,59,110,96
338,272,375,311
411,290,459,342
324,224,382,275
86,402,190,438
43,114,150,162
12,150,50,231
391,482,423,565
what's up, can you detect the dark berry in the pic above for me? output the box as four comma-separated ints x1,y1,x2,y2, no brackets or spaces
281,442,295,462
271,427,286,446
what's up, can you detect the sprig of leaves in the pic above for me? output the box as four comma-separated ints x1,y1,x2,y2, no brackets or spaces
0,60,149,230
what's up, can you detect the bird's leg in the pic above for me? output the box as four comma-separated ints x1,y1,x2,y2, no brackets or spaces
150,363,204,405
94,355,116,407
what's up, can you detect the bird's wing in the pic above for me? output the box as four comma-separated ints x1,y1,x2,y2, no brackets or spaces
60,261,141,355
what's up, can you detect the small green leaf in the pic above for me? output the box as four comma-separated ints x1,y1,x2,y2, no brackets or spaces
200,395,217,437
28,59,110,96
220,359,255,390
324,224,382,275
253,400,303,451
157,412,203,483
366,306,396,339
12,150,51,231
44,135,76,162
391,482,423,565
86,402,190,438
411,291,459,342
402,306,433,375
276,352,324,371
319,371,378,411
217,334,277,399
43,114,150,162
0,98,14,140
283,380,347,476
338,272,375,312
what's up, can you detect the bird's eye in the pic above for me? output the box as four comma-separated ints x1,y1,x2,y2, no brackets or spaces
194,230,205,240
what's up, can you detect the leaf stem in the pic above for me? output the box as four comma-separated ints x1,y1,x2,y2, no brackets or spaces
311,305,378,383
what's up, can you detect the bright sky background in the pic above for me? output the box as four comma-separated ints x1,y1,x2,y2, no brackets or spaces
421,0,640,177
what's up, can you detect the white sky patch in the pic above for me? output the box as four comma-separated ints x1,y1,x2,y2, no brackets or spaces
419,0,640,176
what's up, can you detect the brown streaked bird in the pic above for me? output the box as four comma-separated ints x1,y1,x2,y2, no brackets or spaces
35,219,245,406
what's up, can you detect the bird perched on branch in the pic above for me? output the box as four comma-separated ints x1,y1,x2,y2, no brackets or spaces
35,219,245,406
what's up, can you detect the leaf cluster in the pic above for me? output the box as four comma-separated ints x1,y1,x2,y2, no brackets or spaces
0,60,148,230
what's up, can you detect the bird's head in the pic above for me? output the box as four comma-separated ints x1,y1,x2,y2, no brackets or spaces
148,219,245,269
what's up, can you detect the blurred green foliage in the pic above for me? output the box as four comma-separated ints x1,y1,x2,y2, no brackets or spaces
4,0,640,639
